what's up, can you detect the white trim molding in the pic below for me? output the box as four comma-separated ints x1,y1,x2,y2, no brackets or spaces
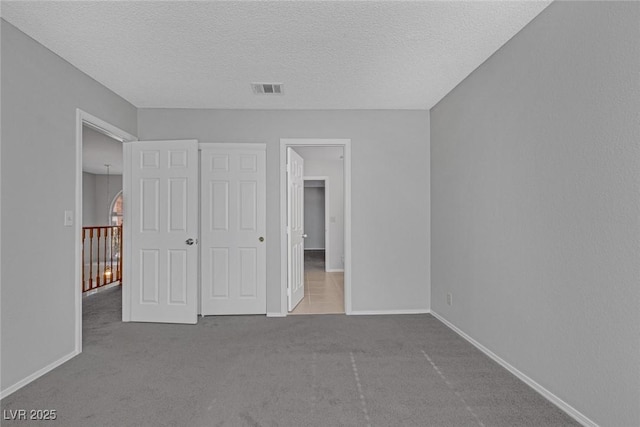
76,109,137,347
266,312,287,318
279,139,352,316
122,142,132,322
199,142,266,151
431,311,599,427
351,309,430,316
0,350,79,400
82,281,121,298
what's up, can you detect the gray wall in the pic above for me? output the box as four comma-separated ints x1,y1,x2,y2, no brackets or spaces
82,172,97,226
1,20,137,392
303,185,325,250
430,2,640,426
138,109,430,314
94,174,122,226
82,172,123,227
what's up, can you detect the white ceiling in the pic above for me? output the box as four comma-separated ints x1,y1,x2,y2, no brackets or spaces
1,1,551,110
82,126,123,175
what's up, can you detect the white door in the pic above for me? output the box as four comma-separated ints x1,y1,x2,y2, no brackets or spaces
287,148,305,311
200,144,267,315
124,140,199,324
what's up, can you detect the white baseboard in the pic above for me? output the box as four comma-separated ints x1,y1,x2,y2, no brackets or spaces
0,350,79,400
326,268,344,273
266,312,286,318
82,281,121,297
430,311,598,427
350,309,430,315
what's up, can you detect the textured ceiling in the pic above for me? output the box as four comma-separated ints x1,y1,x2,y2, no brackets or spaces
1,1,551,110
83,127,123,175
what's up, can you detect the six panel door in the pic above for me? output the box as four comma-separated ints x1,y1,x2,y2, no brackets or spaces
287,147,305,311
125,140,199,324
200,145,267,315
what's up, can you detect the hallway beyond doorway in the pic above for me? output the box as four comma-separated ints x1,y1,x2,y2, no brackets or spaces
290,250,345,315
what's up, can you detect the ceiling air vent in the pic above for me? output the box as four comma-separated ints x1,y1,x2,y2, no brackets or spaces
251,83,284,95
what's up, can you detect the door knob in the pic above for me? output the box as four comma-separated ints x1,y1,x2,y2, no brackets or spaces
185,238,196,246
302,234,308,238
259,237,265,242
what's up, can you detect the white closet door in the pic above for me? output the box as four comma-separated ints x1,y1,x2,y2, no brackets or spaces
200,144,266,315
287,148,305,311
124,140,199,324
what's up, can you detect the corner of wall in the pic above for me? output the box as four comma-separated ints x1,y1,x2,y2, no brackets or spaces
0,14,4,400
426,108,432,312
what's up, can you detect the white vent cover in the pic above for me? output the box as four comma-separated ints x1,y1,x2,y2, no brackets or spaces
251,82,283,95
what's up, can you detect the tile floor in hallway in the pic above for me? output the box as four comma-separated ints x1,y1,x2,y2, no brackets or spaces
290,250,344,314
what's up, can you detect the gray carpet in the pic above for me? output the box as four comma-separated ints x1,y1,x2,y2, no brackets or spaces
1,287,578,427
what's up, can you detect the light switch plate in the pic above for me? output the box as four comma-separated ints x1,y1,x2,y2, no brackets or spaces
64,210,73,226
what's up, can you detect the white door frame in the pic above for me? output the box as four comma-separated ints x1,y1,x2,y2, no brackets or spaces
302,176,330,272
279,139,352,315
75,109,137,351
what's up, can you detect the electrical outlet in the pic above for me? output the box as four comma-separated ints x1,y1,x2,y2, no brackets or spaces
446,293,453,306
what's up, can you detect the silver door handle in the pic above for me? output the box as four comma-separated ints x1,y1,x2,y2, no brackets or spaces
302,234,308,238
185,238,196,246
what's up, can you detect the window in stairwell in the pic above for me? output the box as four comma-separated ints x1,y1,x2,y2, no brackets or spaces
110,191,123,226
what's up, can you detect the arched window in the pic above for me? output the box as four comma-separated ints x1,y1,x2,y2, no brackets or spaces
110,191,123,226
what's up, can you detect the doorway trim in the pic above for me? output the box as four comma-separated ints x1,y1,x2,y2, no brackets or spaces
303,176,330,272
279,139,352,316
75,109,137,352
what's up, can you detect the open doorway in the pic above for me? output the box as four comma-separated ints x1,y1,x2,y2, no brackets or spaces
303,177,329,272
291,175,345,314
81,125,124,295
74,110,136,353
280,140,351,316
